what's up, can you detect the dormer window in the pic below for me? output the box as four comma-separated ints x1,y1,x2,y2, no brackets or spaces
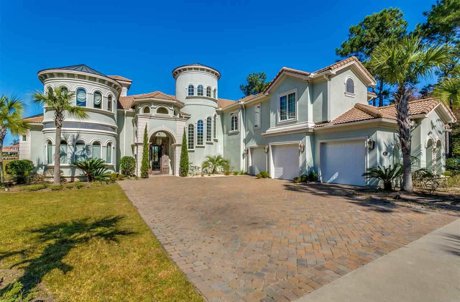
206,86,211,97
197,85,204,96
345,78,355,95
156,107,168,114
143,106,150,114
188,85,195,96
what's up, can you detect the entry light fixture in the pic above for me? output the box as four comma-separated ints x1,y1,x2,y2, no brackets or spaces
299,142,305,153
367,139,375,151
264,146,269,153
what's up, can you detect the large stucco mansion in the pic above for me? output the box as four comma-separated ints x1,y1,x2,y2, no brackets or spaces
20,57,456,186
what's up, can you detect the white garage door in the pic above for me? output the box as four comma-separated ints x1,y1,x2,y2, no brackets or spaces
272,144,299,179
250,148,267,175
320,140,366,186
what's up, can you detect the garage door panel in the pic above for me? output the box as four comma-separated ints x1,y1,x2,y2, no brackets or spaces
250,148,266,175
272,145,299,180
320,141,366,186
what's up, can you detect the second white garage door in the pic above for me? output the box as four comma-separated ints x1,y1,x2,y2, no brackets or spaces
320,140,366,186
249,147,267,175
272,144,299,179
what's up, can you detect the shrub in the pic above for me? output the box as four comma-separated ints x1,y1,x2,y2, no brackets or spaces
75,158,111,182
256,171,270,179
201,155,230,174
49,184,63,191
363,164,402,191
20,183,48,192
109,172,124,182
5,160,34,184
446,158,460,174
120,156,136,176
140,125,149,178
179,130,189,177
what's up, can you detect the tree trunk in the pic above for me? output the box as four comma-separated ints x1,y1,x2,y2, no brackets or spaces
396,86,413,192
54,123,62,185
0,136,4,184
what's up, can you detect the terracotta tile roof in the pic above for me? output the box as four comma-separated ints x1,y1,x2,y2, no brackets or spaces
3,144,19,152
317,98,449,128
313,56,375,83
217,98,236,109
118,91,182,109
118,96,135,109
108,75,132,83
264,67,310,93
23,114,44,123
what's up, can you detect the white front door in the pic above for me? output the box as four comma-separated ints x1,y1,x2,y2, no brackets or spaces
272,144,299,180
250,147,267,175
320,140,366,186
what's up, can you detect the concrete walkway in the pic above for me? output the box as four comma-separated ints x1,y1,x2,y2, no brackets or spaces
295,218,460,302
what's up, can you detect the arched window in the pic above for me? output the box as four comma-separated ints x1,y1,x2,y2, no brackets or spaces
197,120,204,145
156,107,168,114
345,78,354,94
231,113,238,131
197,85,204,96
76,88,86,106
206,86,211,97
426,139,433,172
92,141,101,159
93,91,102,109
74,140,86,163
106,142,112,163
213,114,217,139
213,88,217,98
187,124,194,149
206,117,212,142
435,140,442,174
108,95,113,112
60,86,68,94
46,140,53,164
188,85,195,96
143,106,150,114
60,140,68,164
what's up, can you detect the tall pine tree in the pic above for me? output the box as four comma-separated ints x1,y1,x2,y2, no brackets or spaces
140,125,149,178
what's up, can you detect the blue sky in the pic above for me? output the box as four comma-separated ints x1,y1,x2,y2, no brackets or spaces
0,0,436,145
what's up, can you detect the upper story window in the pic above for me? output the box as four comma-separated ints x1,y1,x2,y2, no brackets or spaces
60,86,68,94
345,78,355,94
188,124,194,149
108,95,113,112
143,106,150,114
254,104,261,128
76,88,86,106
197,85,204,96
197,120,204,145
206,117,212,142
279,92,296,121
93,91,102,109
188,85,195,96
92,141,101,159
231,113,238,131
157,107,168,114
206,86,211,97
213,88,217,98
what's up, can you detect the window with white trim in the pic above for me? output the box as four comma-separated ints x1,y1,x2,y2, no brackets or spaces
231,113,238,131
206,117,212,142
93,91,102,109
188,124,194,149
197,120,204,145
188,85,195,96
254,104,261,128
213,88,217,98
345,78,354,94
206,86,211,97
279,92,296,121
197,85,204,96
74,141,86,163
106,142,112,163
76,88,86,106
92,141,101,159
60,140,68,164
108,95,113,112
213,114,217,139
46,140,53,164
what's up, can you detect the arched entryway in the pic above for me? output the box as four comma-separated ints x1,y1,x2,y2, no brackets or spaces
149,131,175,175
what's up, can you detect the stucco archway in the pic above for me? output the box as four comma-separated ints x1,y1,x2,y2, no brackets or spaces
149,130,175,175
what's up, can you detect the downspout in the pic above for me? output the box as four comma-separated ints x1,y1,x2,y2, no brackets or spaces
240,103,246,171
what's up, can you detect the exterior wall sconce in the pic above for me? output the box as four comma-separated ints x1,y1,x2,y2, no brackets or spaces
299,142,305,152
367,139,375,151
243,148,248,155
264,146,269,153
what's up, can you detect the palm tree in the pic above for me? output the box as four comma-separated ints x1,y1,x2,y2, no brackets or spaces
369,37,449,192
433,77,460,109
0,95,29,183
202,155,230,174
34,87,88,184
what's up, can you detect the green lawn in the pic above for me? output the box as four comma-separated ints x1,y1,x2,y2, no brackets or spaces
0,183,203,302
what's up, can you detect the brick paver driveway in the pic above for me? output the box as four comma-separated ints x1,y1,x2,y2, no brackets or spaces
119,176,455,302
